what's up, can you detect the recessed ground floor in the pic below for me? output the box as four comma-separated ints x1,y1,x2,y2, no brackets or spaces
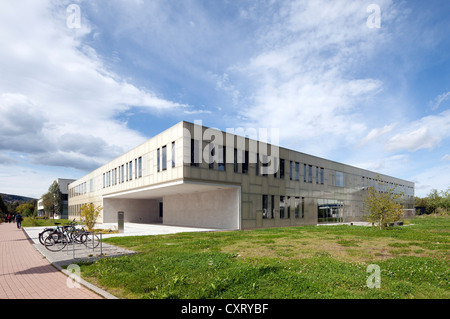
101,180,241,230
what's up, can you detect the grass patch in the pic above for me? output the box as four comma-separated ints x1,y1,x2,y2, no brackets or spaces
78,215,450,299
22,217,72,227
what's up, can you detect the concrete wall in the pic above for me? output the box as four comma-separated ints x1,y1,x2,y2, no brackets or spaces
163,188,240,229
69,121,185,223
103,198,161,224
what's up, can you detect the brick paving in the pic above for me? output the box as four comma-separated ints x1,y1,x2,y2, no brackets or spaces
0,222,103,299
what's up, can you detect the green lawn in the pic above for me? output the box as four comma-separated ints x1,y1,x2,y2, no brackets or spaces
78,215,449,299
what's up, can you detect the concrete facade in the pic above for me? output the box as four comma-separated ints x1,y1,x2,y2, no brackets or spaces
68,121,415,230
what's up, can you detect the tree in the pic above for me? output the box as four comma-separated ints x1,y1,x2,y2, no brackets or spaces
79,203,103,231
364,179,404,229
16,203,36,217
439,188,450,215
42,180,63,219
0,196,7,220
426,189,442,215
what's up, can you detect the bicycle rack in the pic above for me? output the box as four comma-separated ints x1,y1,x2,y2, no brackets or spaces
64,231,103,260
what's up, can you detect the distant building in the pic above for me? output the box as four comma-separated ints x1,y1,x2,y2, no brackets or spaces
68,121,414,229
38,178,75,219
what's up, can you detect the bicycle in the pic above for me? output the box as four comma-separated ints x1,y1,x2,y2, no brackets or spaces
43,224,71,252
44,223,101,251
38,219,78,245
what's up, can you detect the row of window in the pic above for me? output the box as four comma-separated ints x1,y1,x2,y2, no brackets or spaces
262,195,305,219
71,142,177,197
103,157,142,189
191,140,327,185
361,176,414,196
157,141,176,172
70,182,87,197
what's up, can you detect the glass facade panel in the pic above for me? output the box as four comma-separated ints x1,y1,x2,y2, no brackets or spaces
262,195,268,219
172,141,175,168
317,199,344,223
280,196,285,219
162,146,167,171
336,171,344,187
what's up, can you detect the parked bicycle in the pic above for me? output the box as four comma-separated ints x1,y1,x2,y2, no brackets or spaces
41,220,101,252
38,220,79,245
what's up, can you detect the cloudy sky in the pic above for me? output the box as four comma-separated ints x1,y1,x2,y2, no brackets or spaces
1,0,449,198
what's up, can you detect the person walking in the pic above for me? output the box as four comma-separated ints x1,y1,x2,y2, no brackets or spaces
15,213,22,229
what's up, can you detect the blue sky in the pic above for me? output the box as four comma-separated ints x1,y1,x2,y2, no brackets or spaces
0,0,449,198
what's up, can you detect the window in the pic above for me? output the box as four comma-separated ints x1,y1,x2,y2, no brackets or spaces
114,168,117,185
320,168,324,184
280,196,285,219
295,162,300,181
271,195,274,219
135,159,138,179
287,196,291,219
209,144,215,169
103,173,105,188
172,141,175,168
304,164,307,182
262,195,268,219
280,159,285,179
308,165,313,183
162,146,167,171
190,139,199,167
242,150,249,174
302,197,305,218
218,145,225,171
273,157,277,178
295,197,300,218
316,167,319,184
129,161,133,180
138,156,142,177
234,148,238,173
262,154,268,177
336,171,344,187
255,153,259,176
157,148,160,172
121,164,125,183
289,161,293,180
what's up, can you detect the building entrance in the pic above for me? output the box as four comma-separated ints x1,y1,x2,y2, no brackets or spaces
317,199,344,223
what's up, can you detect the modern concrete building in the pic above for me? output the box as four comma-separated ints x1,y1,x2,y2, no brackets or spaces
38,178,75,219
68,121,414,230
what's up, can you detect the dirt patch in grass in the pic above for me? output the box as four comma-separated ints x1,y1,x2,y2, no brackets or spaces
220,236,435,263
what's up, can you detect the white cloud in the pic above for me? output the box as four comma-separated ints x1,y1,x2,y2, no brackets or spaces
0,0,183,172
430,91,450,110
410,163,450,197
385,110,450,152
441,154,450,161
230,0,394,157
358,123,397,147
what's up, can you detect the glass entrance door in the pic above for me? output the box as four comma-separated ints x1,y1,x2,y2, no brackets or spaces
317,199,344,223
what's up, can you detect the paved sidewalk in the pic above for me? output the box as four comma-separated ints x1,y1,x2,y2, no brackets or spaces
0,222,104,299
24,227,136,268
